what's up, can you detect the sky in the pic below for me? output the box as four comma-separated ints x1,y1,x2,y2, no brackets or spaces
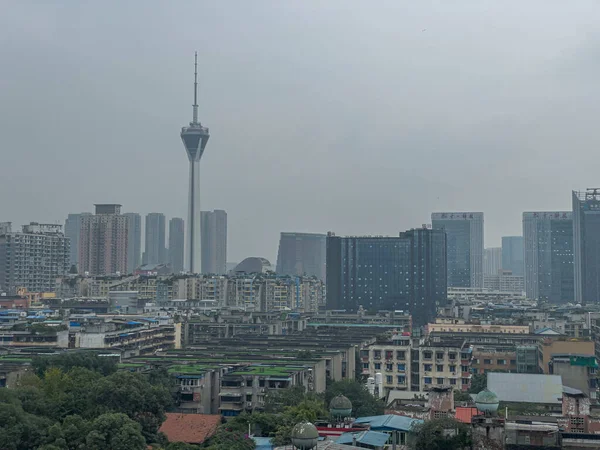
1,1,600,263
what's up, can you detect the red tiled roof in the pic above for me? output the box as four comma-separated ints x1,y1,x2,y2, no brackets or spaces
159,413,221,444
455,407,479,424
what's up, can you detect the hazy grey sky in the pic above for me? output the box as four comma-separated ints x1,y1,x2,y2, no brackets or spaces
2,1,600,262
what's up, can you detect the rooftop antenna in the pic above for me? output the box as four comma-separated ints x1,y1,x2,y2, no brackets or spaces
192,51,198,125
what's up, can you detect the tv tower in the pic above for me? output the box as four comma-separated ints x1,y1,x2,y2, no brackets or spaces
180,52,209,273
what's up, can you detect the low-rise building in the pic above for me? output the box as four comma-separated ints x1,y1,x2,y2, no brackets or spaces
472,348,517,374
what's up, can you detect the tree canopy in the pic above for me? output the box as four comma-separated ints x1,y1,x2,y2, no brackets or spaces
410,417,472,450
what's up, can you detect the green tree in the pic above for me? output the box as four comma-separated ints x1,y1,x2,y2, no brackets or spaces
264,385,322,413
32,353,117,377
85,413,146,450
325,379,384,417
468,373,487,394
410,418,472,450
453,390,472,403
201,426,255,450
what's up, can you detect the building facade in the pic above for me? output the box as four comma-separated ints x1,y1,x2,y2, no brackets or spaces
523,211,574,304
573,189,600,305
326,228,447,326
123,213,141,274
144,213,167,266
169,218,185,273
64,213,91,270
483,270,524,294
483,247,502,276
502,236,524,277
276,232,327,281
0,223,70,294
79,204,128,276
431,212,484,288
201,210,227,274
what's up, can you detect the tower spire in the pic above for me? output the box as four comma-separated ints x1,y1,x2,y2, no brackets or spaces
192,51,198,124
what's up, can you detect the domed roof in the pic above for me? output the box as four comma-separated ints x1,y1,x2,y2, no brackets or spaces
291,422,319,440
329,395,352,410
475,389,499,404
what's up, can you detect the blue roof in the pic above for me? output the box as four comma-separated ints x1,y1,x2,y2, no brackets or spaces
337,430,390,447
126,321,142,325
252,437,273,450
353,415,423,432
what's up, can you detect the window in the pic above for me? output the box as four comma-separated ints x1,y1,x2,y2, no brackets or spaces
374,363,381,370
373,350,381,360
461,366,469,373
423,352,432,360
484,359,492,364
436,365,444,372
386,364,393,372
397,375,406,384
385,351,394,360
510,359,516,365
497,359,506,365
424,377,432,384
424,364,432,371
433,411,447,419
386,376,393,384
396,351,406,360
437,378,444,384
436,352,444,360
397,363,406,372
462,378,469,385
449,365,456,373
363,363,369,369
450,378,457,385
448,353,456,360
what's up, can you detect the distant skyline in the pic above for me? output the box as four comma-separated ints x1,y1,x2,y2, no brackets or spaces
2,2,600,262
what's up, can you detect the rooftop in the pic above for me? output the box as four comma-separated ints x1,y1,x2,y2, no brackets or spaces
487,372,562,405
158,413,221,445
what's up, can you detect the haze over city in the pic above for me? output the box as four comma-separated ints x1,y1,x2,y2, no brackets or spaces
2,1,600,262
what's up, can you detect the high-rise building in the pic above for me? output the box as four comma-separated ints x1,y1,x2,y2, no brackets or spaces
502,236,524,276
483,247,502,276
523,211,573,304
200,210,227,274
169,218,185,273
144,213,167,265
326,228,447,326
79,204,128,276
64,213,91,270
573,189,600,305
181,53,210,273
123,213,141,273
276,232,327,281
431,212,484,288
0,222,69,294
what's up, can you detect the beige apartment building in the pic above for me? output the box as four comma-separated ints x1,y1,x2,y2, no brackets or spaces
427,318,529,335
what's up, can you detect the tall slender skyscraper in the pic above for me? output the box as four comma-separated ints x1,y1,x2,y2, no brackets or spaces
431,212,484,288
181,53,210,273
483,247,502,276
124,212,141,273
573,189,600,305
201,210,227,274
502,236,524,276
144,213,167,265
64,212,91,270
523,212,573,304
169,218,185,273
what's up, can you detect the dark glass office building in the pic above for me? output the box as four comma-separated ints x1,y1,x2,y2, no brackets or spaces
502,236,524,276
276,232,326,281
573,189,600,305
326,228,447,326
523,212,573,304
431,212,484,288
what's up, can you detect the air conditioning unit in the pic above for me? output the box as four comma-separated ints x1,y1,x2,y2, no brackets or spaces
246,402,252,408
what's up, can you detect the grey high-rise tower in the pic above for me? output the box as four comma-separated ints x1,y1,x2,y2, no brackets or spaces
432,212,484,288
502,236,524,276
181,53,210,273
201,210,227,274
573,189,600,305
276,232,327,281
64,212,91,270
144,213,167,265
124,213,141,273
169,218,185,273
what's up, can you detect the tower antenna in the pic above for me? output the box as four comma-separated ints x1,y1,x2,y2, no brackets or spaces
192,51,198,124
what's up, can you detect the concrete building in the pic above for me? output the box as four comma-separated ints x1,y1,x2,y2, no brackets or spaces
326,228,447,326
123,213,141,274
523,211,574,304
573,189,600,305
0,222,69,294
483,247,502,276
472,348,516,374
200,210,227,274
483,270,524,294
431,212,484,288
502,236,524,276
143,213,167,266
180,53,210,273
79,204,129,276
169,218,185,273
549,354,598,402
276,232,326,281
539,337,595,374
64,213,91,270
